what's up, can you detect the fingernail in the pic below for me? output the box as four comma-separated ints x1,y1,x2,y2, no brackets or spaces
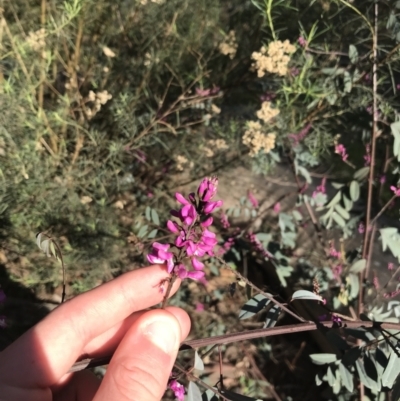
142,318,179,354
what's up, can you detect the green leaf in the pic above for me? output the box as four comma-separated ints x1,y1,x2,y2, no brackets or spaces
331,182,345,189
263,304,281,328
147,229,158,239
137,224,148,238
348,273,360,300
326,191,341,208
356,359,379,391
343,71,352,93
194,351,204,371
349,181,360,202
310,353,337,365
151,209,160,225
382,350,400,388
353,167,370,181
349,259,366,273
292,210,302,221
391,121,400,161
332,211,346,227
145,206,151,221
291,290,323,302
238,294,270,320
349,44,358,64
334,204,350,220
339,362,354,392
187,381,202,401
343,195,353,211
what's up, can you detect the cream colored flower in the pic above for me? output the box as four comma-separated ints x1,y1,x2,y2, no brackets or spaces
103,46,116,58
219,30,238,59
256,101,279,123
251,40,296,77
242,121,276,157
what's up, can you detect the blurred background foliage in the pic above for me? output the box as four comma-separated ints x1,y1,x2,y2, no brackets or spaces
2,0,400,397
1,0,399,294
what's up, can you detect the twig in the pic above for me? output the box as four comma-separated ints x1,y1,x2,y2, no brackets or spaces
68,320,400,373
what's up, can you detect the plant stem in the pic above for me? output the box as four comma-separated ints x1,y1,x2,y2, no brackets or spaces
68,320,400,373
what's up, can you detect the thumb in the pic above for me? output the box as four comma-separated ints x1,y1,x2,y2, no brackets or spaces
93,309,184,401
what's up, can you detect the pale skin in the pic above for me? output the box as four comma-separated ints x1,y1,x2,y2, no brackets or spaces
0,264,191,401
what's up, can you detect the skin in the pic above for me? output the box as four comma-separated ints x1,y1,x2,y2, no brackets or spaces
0,264,191,401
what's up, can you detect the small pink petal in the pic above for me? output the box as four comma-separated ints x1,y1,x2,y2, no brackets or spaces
175,192,189,205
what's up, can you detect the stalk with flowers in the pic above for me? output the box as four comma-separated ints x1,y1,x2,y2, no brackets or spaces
147,177,222,307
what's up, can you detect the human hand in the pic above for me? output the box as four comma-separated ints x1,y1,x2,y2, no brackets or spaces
0,264,190,401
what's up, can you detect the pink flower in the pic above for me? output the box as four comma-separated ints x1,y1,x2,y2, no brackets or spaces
147,192,154,198
391,186,400,197
169,380,185,401
147,242,174,273
298,36,307,47
201,216,213,227
288,124,312,146
191,257,204,270
380,175,386,184
180,204,197,225
335,144,348,161
220,212,230,229
167,220,179,233
388,262,394,271
248,191,259,208
175,192,190,205
273,202,281,213
203,200,223,214
198,177,218,202
0,316,6,328
358,222,365,234
195,302,205,312
176,264,205,281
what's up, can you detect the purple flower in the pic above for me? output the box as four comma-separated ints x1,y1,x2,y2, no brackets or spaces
169,380,185,401
176,264,205,280
248,191,259,208
191,257,204,270
147,242,174,273
203,200,223,214
180,204,197,225
200,216,213,227
298,36,307,47
0,316,6,328
175,192,189,206
391,186,400,197
198,177,219,202
167,220,179,233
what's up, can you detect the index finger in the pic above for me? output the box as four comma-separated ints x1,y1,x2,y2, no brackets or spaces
0,264,180,388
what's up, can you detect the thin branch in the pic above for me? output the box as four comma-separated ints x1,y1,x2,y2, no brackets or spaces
68,320,400,373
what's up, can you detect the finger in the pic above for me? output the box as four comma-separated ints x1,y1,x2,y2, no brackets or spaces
53,371,100,401
0,265,180,387
52,307,190,396
82,306,191,359
94,309,186,401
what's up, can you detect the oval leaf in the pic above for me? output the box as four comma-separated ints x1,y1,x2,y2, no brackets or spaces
350,180,360,202
194,351,204,371
310,353,337,365
238,294,270,320
187,382,203,401
291,290,323,302
350,259,366,273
